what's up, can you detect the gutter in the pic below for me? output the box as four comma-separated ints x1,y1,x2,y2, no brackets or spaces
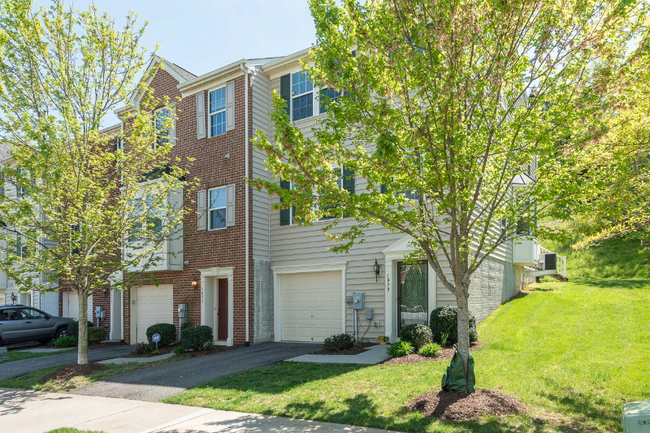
241,63,251,346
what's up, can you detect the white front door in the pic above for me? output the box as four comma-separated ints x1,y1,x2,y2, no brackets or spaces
133,284,173,344
280,271,343,342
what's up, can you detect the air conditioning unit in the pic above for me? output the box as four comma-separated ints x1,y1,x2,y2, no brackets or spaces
538,253,557,271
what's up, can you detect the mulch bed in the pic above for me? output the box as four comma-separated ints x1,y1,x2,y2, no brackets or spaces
382,342,482,365
43,362,104,382
310,341,376,355
406,389,523,421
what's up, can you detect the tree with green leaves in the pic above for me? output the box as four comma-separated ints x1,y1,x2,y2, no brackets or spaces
0,0,192,364
254,0,648,388
568,55,650,251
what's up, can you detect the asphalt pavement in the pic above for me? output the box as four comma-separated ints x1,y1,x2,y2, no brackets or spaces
73,342,320,401
0,345,134,381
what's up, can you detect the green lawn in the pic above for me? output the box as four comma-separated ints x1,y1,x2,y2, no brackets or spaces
165,280,650,432
1,348,74,364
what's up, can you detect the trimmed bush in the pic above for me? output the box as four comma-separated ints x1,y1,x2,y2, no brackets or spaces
172,346,185,355
387,341,413,357
133,342,154,355
181,326,213,351
146,323,176,347
399,324,433,350
323,333,355,351
52,336,77,347
419,342,442,358
430,306,478,345
66,321,94,339
88,326,106,345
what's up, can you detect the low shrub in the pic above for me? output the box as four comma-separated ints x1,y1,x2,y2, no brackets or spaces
399,324,433,350
88,327,106,345
181,318,192,329
151,350,161,356
419,342,442,358
387,341,413,357
52,336,77,348
323,333,355,351
430,306,478,345
172,346,185,355
146,323,176,347
133,342,155,355
181,326,213,351
66,321,94,339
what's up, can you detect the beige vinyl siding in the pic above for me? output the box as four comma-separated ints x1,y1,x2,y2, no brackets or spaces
268,70,518,336
251,67,272,262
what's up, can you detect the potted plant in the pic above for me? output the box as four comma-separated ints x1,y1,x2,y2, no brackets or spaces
377,336,389,345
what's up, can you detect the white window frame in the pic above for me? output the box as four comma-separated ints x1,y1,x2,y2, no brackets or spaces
154,105,175,149
208,186,227,231
209,86,227,137
290,70,320,122
287,167,346,226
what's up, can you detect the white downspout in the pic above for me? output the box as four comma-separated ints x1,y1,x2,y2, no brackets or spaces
241,64,251,346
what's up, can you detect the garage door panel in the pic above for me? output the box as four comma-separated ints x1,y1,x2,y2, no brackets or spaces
281,271,343,343
135,285,173,344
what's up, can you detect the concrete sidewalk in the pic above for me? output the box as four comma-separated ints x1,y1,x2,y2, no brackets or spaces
0,388,391,433
0,345,135,381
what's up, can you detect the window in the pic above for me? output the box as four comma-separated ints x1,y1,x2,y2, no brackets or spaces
129,195,163,242
319,88,343,114
320,167,344,220
16,167,29,198
154,106,174,149
116,138,123,151
292,71,314,121
0,308,19,320
209,87,227,137
16,235,27,258
20,308,45,320
209,186,227,230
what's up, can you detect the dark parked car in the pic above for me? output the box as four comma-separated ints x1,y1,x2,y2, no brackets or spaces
0,305,75,345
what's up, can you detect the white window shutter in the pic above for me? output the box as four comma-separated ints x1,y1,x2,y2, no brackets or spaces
226,80,235,131
226,184,236,227
196,91,206,139
197,189,207,231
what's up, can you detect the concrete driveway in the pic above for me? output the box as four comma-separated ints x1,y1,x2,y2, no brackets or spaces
74,342,320,401
0,388,391,433
0,344,134,381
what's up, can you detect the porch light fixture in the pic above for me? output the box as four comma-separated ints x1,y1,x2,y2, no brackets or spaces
10,292,17,305
373,258,381,281
191,280,199,288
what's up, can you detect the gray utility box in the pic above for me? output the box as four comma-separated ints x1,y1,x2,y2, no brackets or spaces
352,292,364,310
623,401,650,433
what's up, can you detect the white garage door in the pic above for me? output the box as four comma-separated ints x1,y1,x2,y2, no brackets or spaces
281,271,343,342
63,292,93,321
134,284,173,344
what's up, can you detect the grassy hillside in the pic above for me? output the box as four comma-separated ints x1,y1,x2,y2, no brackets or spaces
542,237,650,280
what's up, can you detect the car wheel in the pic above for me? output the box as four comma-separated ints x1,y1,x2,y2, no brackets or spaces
55,328,67,339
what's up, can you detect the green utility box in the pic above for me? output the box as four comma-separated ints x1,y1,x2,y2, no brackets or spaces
623,402,650,433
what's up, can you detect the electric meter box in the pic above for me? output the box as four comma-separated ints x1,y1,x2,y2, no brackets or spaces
622,401,650,433
351,292,364,310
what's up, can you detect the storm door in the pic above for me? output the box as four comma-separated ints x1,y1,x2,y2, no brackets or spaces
397,261,428,332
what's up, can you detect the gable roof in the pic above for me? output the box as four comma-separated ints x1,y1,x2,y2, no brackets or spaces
114,56,194,117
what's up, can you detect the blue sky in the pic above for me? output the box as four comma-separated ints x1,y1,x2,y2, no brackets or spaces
33,0,317,124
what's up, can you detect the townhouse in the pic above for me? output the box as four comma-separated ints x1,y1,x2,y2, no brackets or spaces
2,48,556,345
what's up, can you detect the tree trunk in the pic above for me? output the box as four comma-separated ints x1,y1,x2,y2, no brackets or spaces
78,291,89,365
455,292,471,380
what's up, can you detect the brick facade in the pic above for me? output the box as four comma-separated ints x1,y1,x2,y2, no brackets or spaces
121,67,255,345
